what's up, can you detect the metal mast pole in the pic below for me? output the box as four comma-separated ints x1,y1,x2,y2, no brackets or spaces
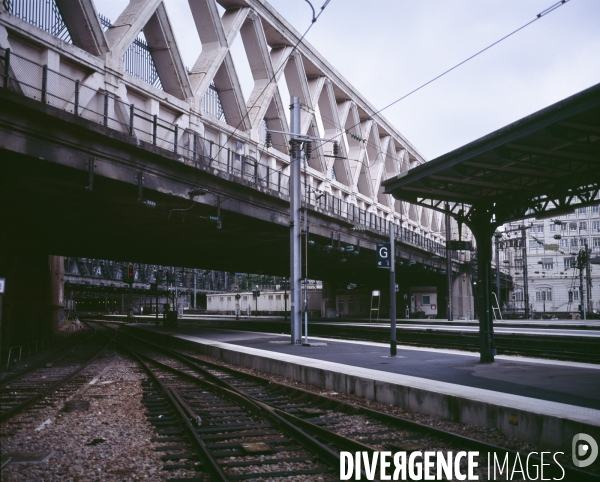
522,228,530,320
445,203,453,321
389,221,397,356
303,150,309,345
290,96,302,344
193,269,197,310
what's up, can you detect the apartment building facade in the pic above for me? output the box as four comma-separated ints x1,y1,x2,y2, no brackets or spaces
501,203,600,318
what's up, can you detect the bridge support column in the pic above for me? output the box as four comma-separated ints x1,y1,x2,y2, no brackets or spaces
0,252,64,362
321,281,337,318
452,270,474,319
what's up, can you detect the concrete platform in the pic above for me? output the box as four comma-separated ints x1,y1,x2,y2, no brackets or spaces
113,313,600,330
125,324,600,450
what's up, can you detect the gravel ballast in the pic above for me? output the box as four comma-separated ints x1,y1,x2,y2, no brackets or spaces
1,350,170,481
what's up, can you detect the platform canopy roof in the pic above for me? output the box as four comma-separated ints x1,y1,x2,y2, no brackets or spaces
382,82,600,226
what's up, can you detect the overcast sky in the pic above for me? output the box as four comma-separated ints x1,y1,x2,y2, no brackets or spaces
100,0,600,160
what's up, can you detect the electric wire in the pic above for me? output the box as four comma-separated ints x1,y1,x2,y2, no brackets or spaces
170,0,569,239
309,0,573,161
167,0,332,219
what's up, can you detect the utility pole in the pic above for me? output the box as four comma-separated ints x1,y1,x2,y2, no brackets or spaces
290,97,302,344
579,248,587,321
586,241,593,316
445,203,453,321
522,228,530,320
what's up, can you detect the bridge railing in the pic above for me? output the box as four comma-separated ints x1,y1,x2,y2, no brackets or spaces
1,46,452,259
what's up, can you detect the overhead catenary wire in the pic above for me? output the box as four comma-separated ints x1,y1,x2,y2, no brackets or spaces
170,0,571,230
309,0,572,158
168,0,332,219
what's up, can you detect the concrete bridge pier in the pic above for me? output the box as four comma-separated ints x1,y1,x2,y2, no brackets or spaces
321,281,337,318
0,252,65,363
452,269,475,320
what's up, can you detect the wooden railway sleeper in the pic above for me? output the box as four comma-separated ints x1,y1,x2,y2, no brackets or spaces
121,352,227,481
132,348,370,480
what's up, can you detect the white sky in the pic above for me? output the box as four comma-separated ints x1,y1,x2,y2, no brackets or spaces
98,0,600,160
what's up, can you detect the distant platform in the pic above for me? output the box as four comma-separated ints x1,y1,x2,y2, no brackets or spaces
97,312,600,331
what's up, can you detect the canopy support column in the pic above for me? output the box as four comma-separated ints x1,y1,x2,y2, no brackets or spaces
468,205,499,363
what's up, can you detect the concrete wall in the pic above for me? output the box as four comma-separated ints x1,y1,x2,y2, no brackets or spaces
0,253,65,358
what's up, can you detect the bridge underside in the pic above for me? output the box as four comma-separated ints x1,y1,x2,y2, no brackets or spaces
0,90,448,287
1,148,451,288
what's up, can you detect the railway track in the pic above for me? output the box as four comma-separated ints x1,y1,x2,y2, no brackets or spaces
117,330,360,480
0,323,116,423
116,328,600,481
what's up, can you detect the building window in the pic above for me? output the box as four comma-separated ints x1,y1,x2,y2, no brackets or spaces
515,259,523,269
561,223,568,231
593,205,599,214
536,288,552,301
220,296,224,301
594,238,600,252
569,290,579,302
571,238,578,248
550,224,556,232
560,239,569,248
580,222,587,231
268,295,273,300
579,207,587,214
338,297,344,314
422,295,431,305
243,296,248,301
537,225,544,233
593,221,600,231
570,222,577,231
276,295,282,300
514,290,524,302
541,258,553,270
564,257,576,269
529,240,537,249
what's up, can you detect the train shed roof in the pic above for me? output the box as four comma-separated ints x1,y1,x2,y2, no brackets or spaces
382,82,600,224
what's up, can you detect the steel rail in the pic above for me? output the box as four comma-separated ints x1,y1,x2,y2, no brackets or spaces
0,324,117,422
173,345,600,482
117,326,600,480
134,351,352,477
131,351,229,482
0,326,97,388
114,329,372,480
159,340,600,481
